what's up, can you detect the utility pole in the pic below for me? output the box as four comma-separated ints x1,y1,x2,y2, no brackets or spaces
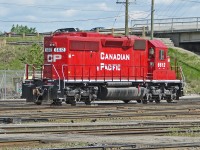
116,0,129,36
125,0,129,36
151,0,154,40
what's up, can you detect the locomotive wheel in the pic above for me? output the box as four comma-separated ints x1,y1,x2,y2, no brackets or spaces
66,98,73,104
155,95,161,104
85,94,93,105
148,95,153,102
176,93,179,100
142,94,149,104
167,99,172,103
123,100,130,104
65,100,70,104
137,100,141,103
155,99,160,103
35,95,43,105
166,95,173,103
65,97,77,106
69,99,76,106
149,100,154,103
85,100,91,105
35,100,42,105
142,99,148,104
51,99,62,106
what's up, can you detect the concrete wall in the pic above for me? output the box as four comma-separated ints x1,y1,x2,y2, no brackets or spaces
154,32,200,54
154,33,180,46
133,31,200,54
180,32,200,42
179,42,200,54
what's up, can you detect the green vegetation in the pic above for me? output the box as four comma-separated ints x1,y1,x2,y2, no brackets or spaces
168,48,200,94
167,127,200,137
0,44,43,70
11,24,37,34
20,43,43,66
4,36,43,42
0,36,199,94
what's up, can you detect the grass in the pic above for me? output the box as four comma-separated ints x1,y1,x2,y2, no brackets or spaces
168,47,200,94
0,36,200,94
167,127,200,137
0,35,43,42
0,45,30,70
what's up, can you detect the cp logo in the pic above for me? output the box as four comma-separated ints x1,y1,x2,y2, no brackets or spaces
47,54,62,62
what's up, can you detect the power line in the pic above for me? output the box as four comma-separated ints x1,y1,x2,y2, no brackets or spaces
0,15,126,23
156,0,176,19
116,0,131,36
179,0,200,3
0,2,123,12
113,5,123,27
170,1,188,18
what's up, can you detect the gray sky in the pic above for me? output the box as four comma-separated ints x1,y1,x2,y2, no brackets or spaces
0,0,199,32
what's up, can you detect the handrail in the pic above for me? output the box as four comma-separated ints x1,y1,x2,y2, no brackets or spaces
62,64,67,89
44,64,61,91
25,64,39,80
61,64,147,82
25,64,61,91
25,64,28,80
131,16,200,32
179,66,185,87
25,64,184,89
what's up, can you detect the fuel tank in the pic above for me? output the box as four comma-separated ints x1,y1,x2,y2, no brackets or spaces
98,87,146,100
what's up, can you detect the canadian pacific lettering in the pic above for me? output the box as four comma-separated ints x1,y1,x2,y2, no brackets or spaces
99,63,120,71
100,52,130,60
98,52,130,71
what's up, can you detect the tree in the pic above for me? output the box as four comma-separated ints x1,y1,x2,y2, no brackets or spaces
10,24,37,34
20,44,43,66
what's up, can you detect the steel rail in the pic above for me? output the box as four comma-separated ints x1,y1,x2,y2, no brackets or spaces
0,140,41,147
1,123,200,136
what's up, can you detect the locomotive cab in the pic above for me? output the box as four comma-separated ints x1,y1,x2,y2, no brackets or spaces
148,40,176,80
146,40,184,103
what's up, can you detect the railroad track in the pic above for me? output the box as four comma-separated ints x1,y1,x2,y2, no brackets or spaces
0,123,199,135
1,120,200,136
36,143,200,150
1,140,200,150
0,140,41,147
0,98,200,149
1,121,200,146
1,104,200,124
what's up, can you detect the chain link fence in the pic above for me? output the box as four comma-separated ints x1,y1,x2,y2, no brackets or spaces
0,70,24,100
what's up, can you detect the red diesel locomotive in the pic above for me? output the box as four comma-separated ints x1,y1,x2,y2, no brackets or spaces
22,31,184,105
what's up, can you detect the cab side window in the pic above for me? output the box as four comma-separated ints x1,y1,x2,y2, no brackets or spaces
134,40,146,50
159,50,165,60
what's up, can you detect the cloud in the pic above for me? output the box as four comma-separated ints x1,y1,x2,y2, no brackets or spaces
129,11,150,20
0,0,196,33
0,7,9,17
60,9,79,17
0,0,36,5
96,3,113,11
154,0,174,4
17,0,37,5
24,15,38,21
